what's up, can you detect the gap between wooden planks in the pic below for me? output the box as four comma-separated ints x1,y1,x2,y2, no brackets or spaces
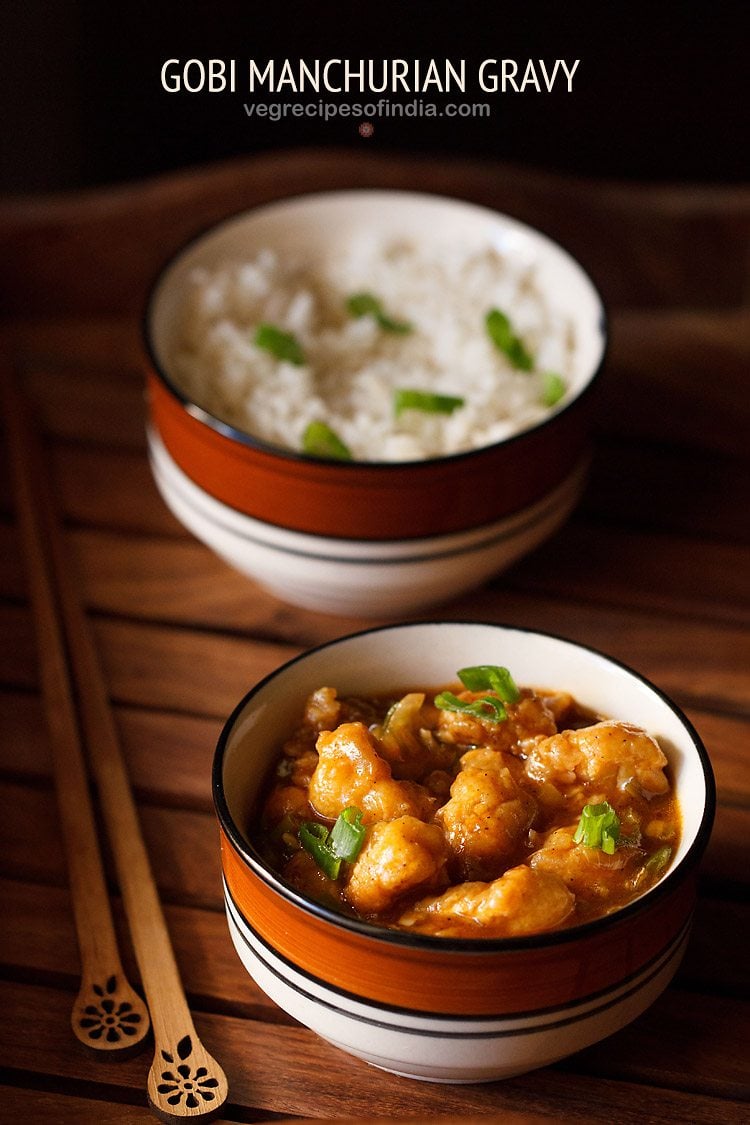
1,979,748,1119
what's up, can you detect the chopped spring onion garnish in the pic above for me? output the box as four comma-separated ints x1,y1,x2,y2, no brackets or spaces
254,323,306,366
541,372,567,407
485,308,534,371
394,389,465,417
434,690,509,723
346,291,412,334
299,821,340,879
573,802,621,855
457,665,521,703
301,420,353,461
644,845,672,877
299,807,366,879
329,806,367,861
434,665,520,724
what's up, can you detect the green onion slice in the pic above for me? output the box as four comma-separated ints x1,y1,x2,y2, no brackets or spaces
302,420,353,461
394,389,465,417
573,802,621,855
541,372,567,407
434,690,508,723
346,292,381,318
299,821,341,879
254,323,306,366
346,291,412,334
456,665,521,703
299,807,367,879
329,806,367,862
485,308,534,371
644,845,672,877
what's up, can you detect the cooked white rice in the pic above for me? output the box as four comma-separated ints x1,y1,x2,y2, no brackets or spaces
170,239,576,462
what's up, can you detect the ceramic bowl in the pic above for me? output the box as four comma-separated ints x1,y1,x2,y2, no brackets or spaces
145,191,606,614
213,621,715,1082
148,426,588,615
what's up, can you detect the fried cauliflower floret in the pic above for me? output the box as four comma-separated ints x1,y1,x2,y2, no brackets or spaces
436,748,537,879
287,749,318,789
345,816,449,915
525,720,669,797
262,783,311,825
309,722,435,824
436,691,558,752
397,864,574,938
262,750,318,827
530,825,645,900
540,690,578,726
281,687,343,759
303,686,342,732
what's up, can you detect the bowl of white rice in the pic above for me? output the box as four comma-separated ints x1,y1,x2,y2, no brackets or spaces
144,190,606,615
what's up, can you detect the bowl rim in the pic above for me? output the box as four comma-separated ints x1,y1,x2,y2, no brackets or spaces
144,187,609,471
212,619,716,954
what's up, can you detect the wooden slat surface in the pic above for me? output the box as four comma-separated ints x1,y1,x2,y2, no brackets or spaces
1,151,749,1122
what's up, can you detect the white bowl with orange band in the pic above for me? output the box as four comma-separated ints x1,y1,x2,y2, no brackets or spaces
147,424,589,616
212,621,715,1081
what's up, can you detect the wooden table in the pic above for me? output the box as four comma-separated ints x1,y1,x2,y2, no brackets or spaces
1,151,748,1123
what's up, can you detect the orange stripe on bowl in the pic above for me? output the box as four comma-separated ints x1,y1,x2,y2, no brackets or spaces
147,371,590,541
220,830,696,1017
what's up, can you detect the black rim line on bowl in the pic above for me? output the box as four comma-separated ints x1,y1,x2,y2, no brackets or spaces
149,431,585,563
212,619,717,956
142,189,610,471
225,881,693,1026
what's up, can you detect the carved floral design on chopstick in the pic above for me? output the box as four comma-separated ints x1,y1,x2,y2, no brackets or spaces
77,974,145,1043
156,1035,221,1109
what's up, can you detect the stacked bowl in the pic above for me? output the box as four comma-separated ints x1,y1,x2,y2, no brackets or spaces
144,190,606,615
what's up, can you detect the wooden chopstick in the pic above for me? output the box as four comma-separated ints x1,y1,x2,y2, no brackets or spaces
3,366,228,1120
3,367,151,1055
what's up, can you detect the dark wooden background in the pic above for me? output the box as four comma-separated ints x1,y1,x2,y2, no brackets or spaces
1,150,749,1121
